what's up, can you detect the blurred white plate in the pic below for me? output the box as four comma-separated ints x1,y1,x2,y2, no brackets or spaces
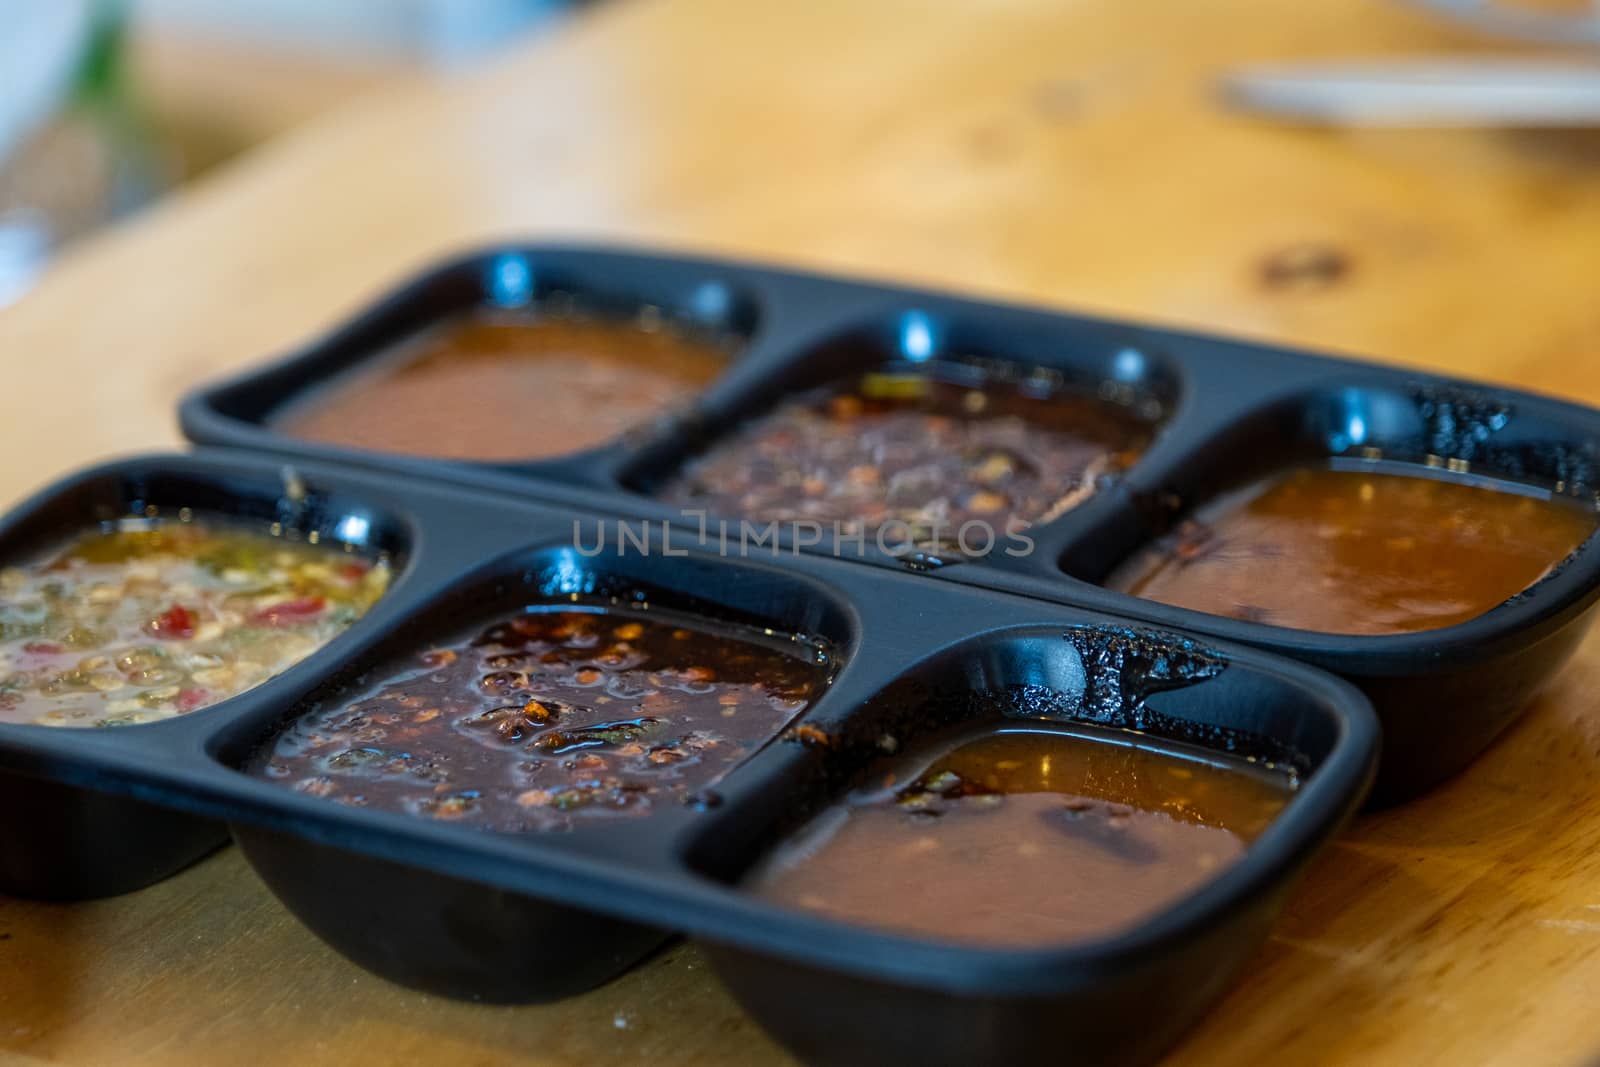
1222,58,1600,125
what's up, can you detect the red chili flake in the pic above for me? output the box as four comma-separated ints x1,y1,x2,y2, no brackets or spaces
176,688,210,713
152,605,197,640
21,641,63,655
787,724,832,748
339,561,370,580
252,597,326,627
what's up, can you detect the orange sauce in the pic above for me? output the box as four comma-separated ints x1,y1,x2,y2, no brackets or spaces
277,312,729,461
748,727,1292,947
1109,465,1595,635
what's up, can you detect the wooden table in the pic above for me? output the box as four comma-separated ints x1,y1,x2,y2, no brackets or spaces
4,0,1600,1062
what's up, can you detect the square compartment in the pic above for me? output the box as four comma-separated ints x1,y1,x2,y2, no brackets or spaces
0,454,412,898
1051,381,1600,803
680,622,1375,1067
212,544,854,1001
182,248,762,471
632,307,1179,563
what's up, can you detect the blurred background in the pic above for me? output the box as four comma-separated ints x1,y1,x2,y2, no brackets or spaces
4,0,1600,309
0,0,576,306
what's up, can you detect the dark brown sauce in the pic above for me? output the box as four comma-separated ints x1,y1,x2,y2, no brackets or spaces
276,311,730,461
655,362,1154,553
1109,464,1597,635
248,606,831,831
748,727,1292,947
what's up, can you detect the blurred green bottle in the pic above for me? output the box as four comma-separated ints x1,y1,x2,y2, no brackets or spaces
0,0,163,306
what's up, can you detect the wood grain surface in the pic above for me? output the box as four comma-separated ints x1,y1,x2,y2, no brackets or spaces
3,0,1600,1063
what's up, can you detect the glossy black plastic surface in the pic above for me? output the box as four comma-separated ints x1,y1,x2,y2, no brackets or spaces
234,828,669,1002
179,245,1600,801
0,452,1376,1066
0,771,224,900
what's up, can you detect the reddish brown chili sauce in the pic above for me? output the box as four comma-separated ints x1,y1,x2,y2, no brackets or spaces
654,362,1155,554
1109,464,1597,635
248,606,831,831
276,310,731,461
748,727,1292,947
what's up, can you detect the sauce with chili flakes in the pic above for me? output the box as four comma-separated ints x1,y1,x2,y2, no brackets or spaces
0,521,391,727
748,727,1292,947
248,606,832,831
1108,464,1597,635
275,310,731,461
654,362,1154,554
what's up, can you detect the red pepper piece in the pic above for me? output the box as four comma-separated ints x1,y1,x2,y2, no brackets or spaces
176,688,210,713
252,597,326,627
152,605,197,639
21,641,63,655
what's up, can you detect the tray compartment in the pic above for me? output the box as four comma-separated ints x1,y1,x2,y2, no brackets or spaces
1024,377,1600,803
217,542,856,1001
682,622,1375,1067
0,455,418,899
181,247,766,478
626,301,1180,567
1085,378,1600,581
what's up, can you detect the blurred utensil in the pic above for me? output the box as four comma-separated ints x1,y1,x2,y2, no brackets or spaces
1404,0,1600,48
1222,58,1600,125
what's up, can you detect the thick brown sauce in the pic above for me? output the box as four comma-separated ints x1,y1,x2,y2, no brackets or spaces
249,606,830,831
276,311,730,461
748,727,1292,947
1109,465,1597,635
655,363,1154,553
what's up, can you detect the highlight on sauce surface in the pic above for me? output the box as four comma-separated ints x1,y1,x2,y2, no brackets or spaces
0,520,392,728
654,361,1155,554
276,308,733,462
1108,463,1597,635
249,605,832,831
747,726,1293,947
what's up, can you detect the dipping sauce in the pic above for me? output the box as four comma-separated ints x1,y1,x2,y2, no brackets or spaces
655,362,1154,553
1108,464,1597,635
748,727,1292,947
276,310,731,461
0,521,391,727
249,606,831,831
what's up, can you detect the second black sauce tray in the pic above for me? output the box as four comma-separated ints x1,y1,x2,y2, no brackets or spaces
178,245,1600,804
